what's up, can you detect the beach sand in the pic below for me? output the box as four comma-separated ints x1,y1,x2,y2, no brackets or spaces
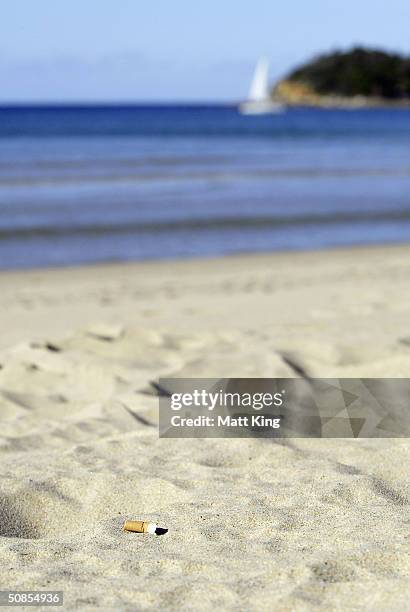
0,245,409,610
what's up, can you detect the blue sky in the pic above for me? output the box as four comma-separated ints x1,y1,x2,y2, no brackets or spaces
1,0,409,102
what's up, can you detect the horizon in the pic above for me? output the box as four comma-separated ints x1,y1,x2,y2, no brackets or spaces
0,45,409,107
0,0,409,103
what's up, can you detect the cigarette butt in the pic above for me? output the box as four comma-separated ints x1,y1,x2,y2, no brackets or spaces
123,520,157,534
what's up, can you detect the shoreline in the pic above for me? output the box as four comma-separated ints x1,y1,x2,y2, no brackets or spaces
278,98,410,110
2,240,410,277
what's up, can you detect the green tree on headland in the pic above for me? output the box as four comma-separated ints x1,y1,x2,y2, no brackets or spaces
275,47,410,104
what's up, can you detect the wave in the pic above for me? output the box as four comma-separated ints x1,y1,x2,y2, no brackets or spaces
0,167,409,188
0,155,231,171
2,208,410,240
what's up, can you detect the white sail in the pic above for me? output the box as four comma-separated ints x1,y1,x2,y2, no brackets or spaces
239,56,285,115
248,57,270,101
238,57,285,115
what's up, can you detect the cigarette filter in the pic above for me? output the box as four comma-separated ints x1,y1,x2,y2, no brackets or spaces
123,520,157,534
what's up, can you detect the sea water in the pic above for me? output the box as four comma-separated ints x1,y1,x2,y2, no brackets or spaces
0,104,409,269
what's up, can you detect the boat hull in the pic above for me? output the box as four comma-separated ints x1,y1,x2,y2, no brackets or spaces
239,100,285,115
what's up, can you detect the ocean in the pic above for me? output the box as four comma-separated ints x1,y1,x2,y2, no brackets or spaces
0,104,409,269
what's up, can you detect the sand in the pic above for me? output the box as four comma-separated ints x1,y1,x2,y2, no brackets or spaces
0,245,409,611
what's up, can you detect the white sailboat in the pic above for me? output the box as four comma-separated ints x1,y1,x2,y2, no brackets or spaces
239,57,284,115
